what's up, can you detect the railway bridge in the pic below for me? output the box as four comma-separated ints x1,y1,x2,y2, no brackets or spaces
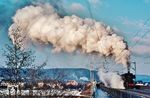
98,85,150,98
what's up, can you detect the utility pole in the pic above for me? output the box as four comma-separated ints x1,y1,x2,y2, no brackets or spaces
89,54,97,98
90,54,95,82
132,61,136,81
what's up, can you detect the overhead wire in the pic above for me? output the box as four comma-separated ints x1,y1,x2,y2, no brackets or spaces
132,29,150,48
86,0,150,66
86,0,111,69
132,17,150,38
131,16,150,48
111,16,150,65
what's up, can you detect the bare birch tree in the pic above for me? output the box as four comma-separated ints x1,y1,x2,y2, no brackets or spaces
3,26,47,96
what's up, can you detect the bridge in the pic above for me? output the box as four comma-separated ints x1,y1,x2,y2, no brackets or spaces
98,85,150,98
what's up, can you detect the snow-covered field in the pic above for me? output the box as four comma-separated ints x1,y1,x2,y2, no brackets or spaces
0,89,81,96
0,89,110,98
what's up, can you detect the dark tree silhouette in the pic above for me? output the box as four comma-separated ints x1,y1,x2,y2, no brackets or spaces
27,60,47,95
3,26,35,83
27,60,47,83
2,26,47,95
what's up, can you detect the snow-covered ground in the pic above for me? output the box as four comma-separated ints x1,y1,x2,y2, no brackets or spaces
0,89,81,96
0,88,110,98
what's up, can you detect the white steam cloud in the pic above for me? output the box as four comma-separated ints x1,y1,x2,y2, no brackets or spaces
9,4,130,89
9,4,130,66
98,69,125,89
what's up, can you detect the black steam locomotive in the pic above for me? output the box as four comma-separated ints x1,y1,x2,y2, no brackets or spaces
121,71,136,89
96,71,136,89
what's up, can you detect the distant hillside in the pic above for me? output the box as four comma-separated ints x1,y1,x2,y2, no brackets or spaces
0,68,99,82
136,75,150,82
1,68,149,82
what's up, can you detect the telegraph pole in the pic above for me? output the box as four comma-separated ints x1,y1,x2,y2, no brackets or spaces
132,62,136,81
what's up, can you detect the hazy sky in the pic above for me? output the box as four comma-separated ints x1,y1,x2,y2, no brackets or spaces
0,0,150,75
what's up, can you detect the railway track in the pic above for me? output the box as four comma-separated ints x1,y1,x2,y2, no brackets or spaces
129,89,150,95
98,84,150,98
120,89,150,98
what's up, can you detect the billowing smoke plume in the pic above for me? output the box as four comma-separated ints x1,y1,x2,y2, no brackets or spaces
9,4,130,66
98,69,125,89
9,4,130,89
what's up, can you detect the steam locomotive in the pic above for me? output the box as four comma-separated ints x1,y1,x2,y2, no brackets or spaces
96,71,137,89
96,63,141,89
96,71,136,89
96,69,137,89
121,71,136,89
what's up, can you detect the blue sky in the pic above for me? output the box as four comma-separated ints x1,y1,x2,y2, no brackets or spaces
0,0,150,75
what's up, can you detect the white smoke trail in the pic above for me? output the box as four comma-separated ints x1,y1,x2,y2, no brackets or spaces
8,4,130,89
98,69,125,89
9,4,130,66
